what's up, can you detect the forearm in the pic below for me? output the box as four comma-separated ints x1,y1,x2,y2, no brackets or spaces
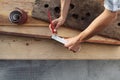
78,9,117,42
60,0,71,20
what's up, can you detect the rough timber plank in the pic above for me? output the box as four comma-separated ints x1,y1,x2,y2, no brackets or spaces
0,26,119,45
0,35,120,60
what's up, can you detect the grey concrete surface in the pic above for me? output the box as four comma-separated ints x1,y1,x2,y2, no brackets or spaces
0,61,120,80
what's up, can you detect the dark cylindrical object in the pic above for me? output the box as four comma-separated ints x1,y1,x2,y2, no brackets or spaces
9,8,28,24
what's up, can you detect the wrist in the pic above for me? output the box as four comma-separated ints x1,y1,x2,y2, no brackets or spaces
60,16,66,21
77,32,86,43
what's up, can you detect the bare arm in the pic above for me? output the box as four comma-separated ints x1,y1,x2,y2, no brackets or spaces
60,0,71,20
78,9,117,42
49,0,71,32
64,9,117,52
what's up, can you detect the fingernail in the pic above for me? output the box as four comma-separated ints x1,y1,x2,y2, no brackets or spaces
54,29,57,33
54,29,56,32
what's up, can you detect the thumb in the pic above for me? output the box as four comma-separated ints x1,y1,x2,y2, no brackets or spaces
64,39,72,47
55,23,60,30
49,24,53,33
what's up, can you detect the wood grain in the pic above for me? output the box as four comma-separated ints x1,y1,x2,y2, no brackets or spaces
0,0,119,60
0,35,120,60
0,26,119,45
0,0,120,45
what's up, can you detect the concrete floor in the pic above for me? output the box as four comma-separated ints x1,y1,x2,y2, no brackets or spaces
0,61,120,80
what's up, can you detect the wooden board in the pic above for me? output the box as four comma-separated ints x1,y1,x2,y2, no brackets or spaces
32,0,103,30
0,0,120,45
0,26,120,45
0,0,120,60
0,35,120,60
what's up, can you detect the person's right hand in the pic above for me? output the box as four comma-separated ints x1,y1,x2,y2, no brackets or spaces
49,17,65,33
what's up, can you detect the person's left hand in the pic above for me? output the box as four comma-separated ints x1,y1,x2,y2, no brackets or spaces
64,36,81,53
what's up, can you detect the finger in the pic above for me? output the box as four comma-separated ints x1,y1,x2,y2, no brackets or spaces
64,42,73,48
52,20,57,28
73,47,80,53
53,29,57,34
64,39,71,47
69,45,80,53
49,24,53,33
69,47,76,53
55,23,61,30
52,20,59,33
52,19,58,24
73,45,81,53
68,46,74,51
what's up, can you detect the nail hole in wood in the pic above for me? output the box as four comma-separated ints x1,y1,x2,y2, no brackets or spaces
117,23,120,26
13,40,16,42
54,7,60,13
44,4,49,8
86,12,91,17
81,17,85,20
70,4,75,9
26,43,29,46
72,14,79,19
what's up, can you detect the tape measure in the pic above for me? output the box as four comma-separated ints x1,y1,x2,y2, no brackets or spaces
9,8,28,24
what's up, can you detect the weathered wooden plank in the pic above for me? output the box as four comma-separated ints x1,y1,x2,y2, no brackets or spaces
0,0,120,60
0,26,119,45
32,0,103,30
0,35,119,60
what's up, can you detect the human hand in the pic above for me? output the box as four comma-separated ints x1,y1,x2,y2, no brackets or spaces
49,17,65,33
64,36,81,53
